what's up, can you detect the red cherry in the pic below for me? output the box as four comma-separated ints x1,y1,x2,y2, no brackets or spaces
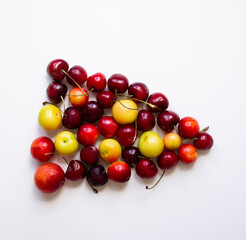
122,146,140,165
66,65,87,86
107,161,131,183
62,107,83,129
46,82,67,104
65,160,87,181
178,144,198,164
96,91,116,108
136,159,158,179
82,101,104,123
87,73,106,92
157,151,179,170
98,116,119,138
80,146,100,165
178,117,200,139
128,82,149,102
157,110,180,133
47,59,69,81
147,92,169,112
77,123,99,146
116,125,138,147
137,110,155,131
108,74,129,93
194,132,213,150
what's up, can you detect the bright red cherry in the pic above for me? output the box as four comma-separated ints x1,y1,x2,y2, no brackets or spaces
194,132,213,150
157,151,179,170
82,101,104,123
147,92,169,112
122,146,140,166
107,161,131,183
47,59,69,81
128,82,149,102
30,136,55,163
62,107,83,129
77,123,99,146
136,159,158,179
157,110,180,133
137,110,155,131
80,145,100,165
65,160,87,181
87,73,106,92
178,117,200,139
98,116,119,138
116,125,138,147
46,82,67,104
96,91,116,108
108,74,129,93
66,65,87,86
178,144,198,164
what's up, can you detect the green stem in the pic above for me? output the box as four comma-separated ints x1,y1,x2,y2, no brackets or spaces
146,171,166,190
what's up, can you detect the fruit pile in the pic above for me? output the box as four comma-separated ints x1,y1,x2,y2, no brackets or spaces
31,59,214,194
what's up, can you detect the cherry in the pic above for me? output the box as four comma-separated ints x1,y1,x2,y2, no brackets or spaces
87,73,106,92
46,82,67,104
147,92,169,112
108,74,129,93
136,159,158,179
178,116,200,139
96,91,116,108
178,144,198,164
128,82,149,102
62,107,83,129
157,110,180,133
80,145,100,165
107,161,131,183
66,65,87,86
137,109,155,131
157,151,179,170
194,132,213,150
122,146,140,166
82,101,104,123
65,160,87,181
116,125,138,147
77,123,99,146
47,59,69,81
98,116,119,138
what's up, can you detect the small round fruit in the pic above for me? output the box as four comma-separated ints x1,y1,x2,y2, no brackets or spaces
65,160,87,181
136,159,158,179
178,144,198,164
66,65,87,87
112,99,138,124
98,116,119,138
147,92,169,112
62,107,83,129
80,145,100,165
96,91,116,108
108,74,129,93
87,73,106,92
128,82,149,102
69,87,89,108
157,151,179,170
107,161,131,183
34,163,65,193
157,110,180,133
82,101,104,123
30,136,55,162
163,132,182,150
138,131,164,158
38,104,62,131
178,117,200,139
47,59,69,81
137,110,155,131
116,125,137,147
122,146,140,165
77,123,99,146
54,131,79,155
46,82,67,104
99,139,121,163
194,132,213,150
86,164,108,187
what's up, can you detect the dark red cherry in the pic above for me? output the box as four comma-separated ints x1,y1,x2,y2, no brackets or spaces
66,65,87,87
46,82,67,104
137,110,155,131
147,92,169,112
87,73,106,92
47,59,69,81
128,82,149,102
96,91,116,108
108,74,129,93
122,146,140,165
80,145,100,165
157,110,180,133
82,101,104,123
157,151,179,170
65,160,87,181
116,125,138,147
62,107,83,129
136,159,158,179
86,164,108,187
194,132,213,150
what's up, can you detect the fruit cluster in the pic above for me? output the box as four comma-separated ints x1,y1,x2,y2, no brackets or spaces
31,59,214,194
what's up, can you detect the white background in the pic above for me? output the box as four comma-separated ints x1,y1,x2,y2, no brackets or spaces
0,0,246,240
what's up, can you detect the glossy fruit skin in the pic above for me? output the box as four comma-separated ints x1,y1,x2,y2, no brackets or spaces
98,116,119,138
38,104,62,131
54,131,79,155
46,82,67,104
112,100,138,124
128,82,149,102
157,110,180,133
87,73,106,92
137,110,155,131
82,101,104,123
163,132,182,150
116,125,137,147
62,107,83,129
66,65,87,86
69,87,89,108
157,151,179,170
34,163,65,193
194,132,213,150
77,123,99,146
96,91,116,108
122,146,140,165
136,159,158,179
65,160,87,181
178,144,198,164
108,74,129,93
99,139,122,163
86,164,108,187
30,136,55,163
178,117,200,139
47,59,69,81
80,145,100,165
147,92,169,113
138,131,164,158
107,161,131,183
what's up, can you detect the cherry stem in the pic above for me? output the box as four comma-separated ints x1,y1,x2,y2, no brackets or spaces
45,152,72,170
60,95,65,113
132,120,138,143
146,171,166,190
130,97,157,109
42,101,64,114
200,126,209,132
88,183,98,194
115,96,140,111
173,125,178,133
